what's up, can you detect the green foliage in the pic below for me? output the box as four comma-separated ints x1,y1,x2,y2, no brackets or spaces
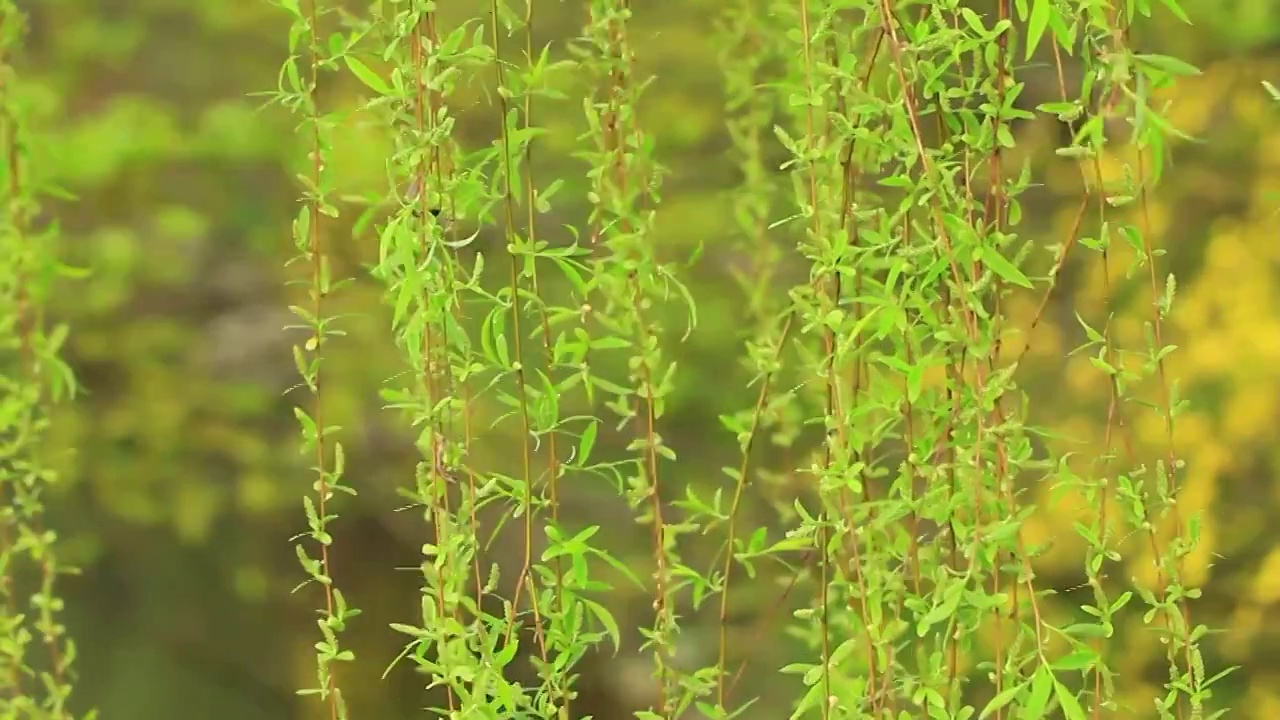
11,0,1280,718
0,3,84,719
268,0,1225,717
265,0,360,715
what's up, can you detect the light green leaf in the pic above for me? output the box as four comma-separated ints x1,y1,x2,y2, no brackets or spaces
1026,0,1051,61
981,246,1033,288
979,680,1025,719
1020,666,1052,720
577,419,598,465
344,56,392,95
907,365,923,403
1054,679,1088,720
1155,0,1190,22
581,598,621,655
1136,53,1201,78
1053,648,1097,671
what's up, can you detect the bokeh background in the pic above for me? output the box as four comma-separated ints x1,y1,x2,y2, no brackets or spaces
19,0,1280,717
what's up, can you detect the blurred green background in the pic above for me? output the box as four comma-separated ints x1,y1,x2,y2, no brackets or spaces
20,0,1280,717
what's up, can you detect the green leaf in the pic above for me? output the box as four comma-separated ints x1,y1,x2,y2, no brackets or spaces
980,246,1033,288
333,441,345,477
790,682,826,720
917,588,962,636
907,365,923,403
960,8,988,36
1053,648,1097,671
1020,666,1052,720
493,633,520,667
344,56,392,95
577,419,598,465
979,680,1025,719
1136,53,1200,78
1154,0,1190,23
569,525,601,546
581,598,621,655
389,622,426,638
1026,0,1051,61
294,407,318,440
1054,679,1088,720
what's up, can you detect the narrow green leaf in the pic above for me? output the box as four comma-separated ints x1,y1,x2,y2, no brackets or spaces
1054,679,1088,720
1053,648,1097,671
344,56,392,95
1026,0,1051,61
581,598,621,655
960,8,988,36
577,419,598,465
980,246,1033,288
1136,53,1200,78
980,680,1025,719
1155,0,1190,22
1021,666,1052,719
907,365,923,403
